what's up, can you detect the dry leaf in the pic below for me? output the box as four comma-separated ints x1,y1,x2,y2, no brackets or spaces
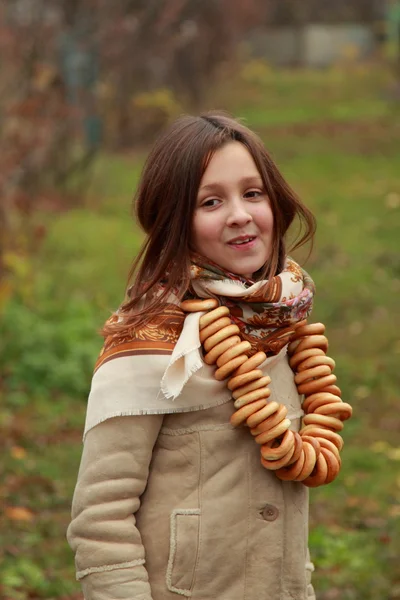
387,448,400,461
5,506,34,522
10,446,26,460
385,192,400,209
389,505,400,518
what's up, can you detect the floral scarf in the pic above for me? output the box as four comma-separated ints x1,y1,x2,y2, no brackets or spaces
186,254,315,356
159,254,315,400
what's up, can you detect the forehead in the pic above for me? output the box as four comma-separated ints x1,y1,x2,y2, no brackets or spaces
200,141,261,188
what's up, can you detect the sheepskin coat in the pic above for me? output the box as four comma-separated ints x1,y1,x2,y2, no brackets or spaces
67,347,316,600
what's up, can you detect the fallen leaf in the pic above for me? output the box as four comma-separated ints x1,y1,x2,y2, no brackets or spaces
354,386,370,399
387,448,400,461
370,440,390,453
385,192,400,209
346,496,362,507
5,506,34,522
370,441,400,460
10,446,26,460
389,505,400,518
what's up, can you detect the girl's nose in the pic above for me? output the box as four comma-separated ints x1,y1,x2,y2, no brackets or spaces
226,199,253,228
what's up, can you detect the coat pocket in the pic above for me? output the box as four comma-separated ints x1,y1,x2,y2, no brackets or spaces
166,508,200,597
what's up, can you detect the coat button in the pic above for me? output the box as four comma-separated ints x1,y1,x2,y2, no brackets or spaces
261,504,279,521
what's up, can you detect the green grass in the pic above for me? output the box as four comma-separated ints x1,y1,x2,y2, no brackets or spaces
1,65,400,599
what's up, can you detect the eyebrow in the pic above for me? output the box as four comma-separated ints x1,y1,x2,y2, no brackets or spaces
199,176,263,193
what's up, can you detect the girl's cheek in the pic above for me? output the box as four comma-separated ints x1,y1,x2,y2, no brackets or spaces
199,216,222,240
253,204,273,230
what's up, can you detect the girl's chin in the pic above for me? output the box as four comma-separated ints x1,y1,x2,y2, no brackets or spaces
224,260,266,278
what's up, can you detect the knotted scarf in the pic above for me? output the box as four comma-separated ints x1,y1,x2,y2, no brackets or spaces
83,255,315,439
187,254,315,356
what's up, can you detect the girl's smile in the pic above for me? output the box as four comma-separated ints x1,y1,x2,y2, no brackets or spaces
192,141,273,278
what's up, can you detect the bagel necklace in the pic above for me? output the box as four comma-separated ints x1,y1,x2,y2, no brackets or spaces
180,298,352,488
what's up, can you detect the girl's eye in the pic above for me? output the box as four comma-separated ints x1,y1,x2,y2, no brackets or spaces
202,198,220,208
244,190,262,199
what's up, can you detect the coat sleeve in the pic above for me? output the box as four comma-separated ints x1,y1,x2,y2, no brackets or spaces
66,414,163,600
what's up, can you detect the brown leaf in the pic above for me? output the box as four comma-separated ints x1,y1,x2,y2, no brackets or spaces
10,446,26,460
5,506,34,522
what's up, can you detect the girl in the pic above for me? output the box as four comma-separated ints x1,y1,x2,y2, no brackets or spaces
67,113,321,600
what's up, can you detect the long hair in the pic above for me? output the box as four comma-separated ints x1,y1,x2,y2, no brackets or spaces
102,112,316,335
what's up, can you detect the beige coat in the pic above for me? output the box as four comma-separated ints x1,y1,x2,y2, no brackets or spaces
67,349,316,600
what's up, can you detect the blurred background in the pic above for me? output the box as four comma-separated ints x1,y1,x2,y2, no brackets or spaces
0,1,399,599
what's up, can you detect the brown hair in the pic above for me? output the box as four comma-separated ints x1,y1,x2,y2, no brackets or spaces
103,112,316,335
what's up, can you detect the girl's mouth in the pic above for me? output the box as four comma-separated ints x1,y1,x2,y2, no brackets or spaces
228,236,257,250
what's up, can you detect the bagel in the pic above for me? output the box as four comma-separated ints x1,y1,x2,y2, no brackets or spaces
227,369,263,391
181,298,219,312
232,375,271,400
234,351,267,375
199,306,230,329
233,387,272,410
216,341,252,368
250,404,287,436
230,399,268,428
203,324,241,352
204,336,241,365
215,355,248,380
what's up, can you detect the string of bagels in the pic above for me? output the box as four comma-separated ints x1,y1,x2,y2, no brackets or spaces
180,298,352,488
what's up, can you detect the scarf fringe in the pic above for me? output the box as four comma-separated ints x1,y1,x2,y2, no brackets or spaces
83,395,234,441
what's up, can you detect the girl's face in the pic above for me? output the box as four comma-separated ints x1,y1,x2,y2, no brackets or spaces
192,141,274,278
